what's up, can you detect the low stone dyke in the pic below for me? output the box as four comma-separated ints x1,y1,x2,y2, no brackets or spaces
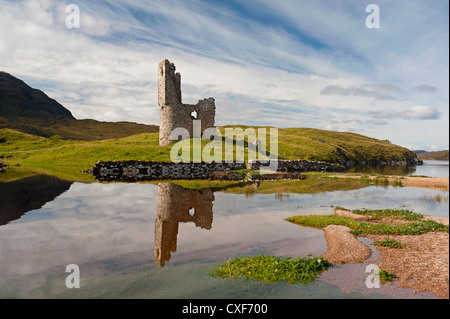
248,159,347,173
92,159,347,182
347,158,423,166
93,160,247,182
247,172,307,181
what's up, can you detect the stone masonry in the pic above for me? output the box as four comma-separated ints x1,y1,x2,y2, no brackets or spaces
92,160,246,182
91,160,345,182
158,59,216,146
247,159,346,173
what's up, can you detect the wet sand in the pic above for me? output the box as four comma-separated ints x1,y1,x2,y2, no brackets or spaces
397,176,449,190
327,174,449,191
321,225,372,263
319,210,449,299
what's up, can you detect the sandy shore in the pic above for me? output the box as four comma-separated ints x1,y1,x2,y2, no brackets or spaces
320,210,449,299
328,175,449,191
321,225,372,263
398,176,449,191
366,232,449,299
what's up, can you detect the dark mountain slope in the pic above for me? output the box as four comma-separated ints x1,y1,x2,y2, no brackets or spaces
0,71,158,140
0,71,74,121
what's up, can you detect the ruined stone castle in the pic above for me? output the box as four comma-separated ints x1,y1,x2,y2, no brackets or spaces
158,59,216,146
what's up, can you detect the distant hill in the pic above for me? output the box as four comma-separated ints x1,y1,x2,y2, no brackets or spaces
0,71,158,140
417,150,449,161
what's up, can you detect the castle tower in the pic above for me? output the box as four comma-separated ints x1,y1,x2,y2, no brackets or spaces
158,59,181,107
158,59,216,147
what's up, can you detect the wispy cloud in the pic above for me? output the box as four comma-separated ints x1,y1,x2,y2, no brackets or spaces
415,85,438,93
0,0,448,151
370,105,442,120
320,85,397,100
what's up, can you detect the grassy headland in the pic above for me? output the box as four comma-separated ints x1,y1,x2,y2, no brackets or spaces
0,129,170,181
0,126,418,182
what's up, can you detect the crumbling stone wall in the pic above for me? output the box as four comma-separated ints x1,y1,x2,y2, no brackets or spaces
92,160,246,182
91,160,345,182
248,159,346,172
158,59,216,146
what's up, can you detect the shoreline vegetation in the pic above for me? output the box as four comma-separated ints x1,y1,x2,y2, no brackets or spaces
325,174,449,191
209,255,333,285
287,208,449,299
209,207,449,298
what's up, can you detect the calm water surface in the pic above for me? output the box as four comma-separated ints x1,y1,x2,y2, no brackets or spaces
349,160,449,178
0,163,448,299
412,160,449,178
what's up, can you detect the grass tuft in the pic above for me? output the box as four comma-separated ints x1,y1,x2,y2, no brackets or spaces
209,255,332,285
373,238,406,249
379,269,397,282
351,208,423,221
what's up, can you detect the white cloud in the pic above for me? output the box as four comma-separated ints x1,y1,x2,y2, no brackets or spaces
0,0,448,150
405,105,443,120
371,105,442,120
80,13,111,36
320,85,397,100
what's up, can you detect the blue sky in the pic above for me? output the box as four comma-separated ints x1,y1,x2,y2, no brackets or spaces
0,0,448,151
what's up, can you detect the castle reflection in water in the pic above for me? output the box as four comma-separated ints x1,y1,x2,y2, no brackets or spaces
154,183,215,267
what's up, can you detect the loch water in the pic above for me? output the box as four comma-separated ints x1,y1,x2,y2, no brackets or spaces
0,161,448,299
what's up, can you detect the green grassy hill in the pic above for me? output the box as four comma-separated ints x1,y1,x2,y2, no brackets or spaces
277,127,414,164
0,127,418,182
0,111,159,141
0,118,159,141
218,125,417,164
0,129,169,181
